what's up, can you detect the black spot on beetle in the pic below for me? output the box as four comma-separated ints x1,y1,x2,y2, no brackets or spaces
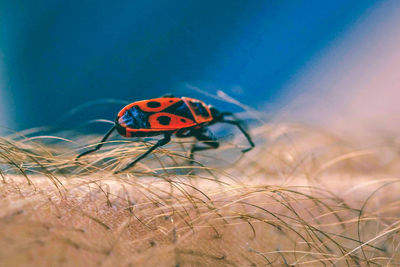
164,100,195,121
181,118,186,123
147,101,161,108
157,116,171,125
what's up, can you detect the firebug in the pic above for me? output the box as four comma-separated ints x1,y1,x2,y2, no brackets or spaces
76,95,254,172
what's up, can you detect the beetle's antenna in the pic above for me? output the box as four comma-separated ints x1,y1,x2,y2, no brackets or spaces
219,112,255,153
220,112,249,129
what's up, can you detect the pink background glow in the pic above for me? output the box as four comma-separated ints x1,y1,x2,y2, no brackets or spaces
282,1,400,135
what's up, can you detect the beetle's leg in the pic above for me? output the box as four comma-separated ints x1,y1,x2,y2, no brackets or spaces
190,130,220,162
116,133,172,173
221,119,254,153
175,129,194,138
76,125,116,159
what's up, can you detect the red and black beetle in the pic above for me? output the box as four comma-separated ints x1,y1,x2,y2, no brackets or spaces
76,95,254,172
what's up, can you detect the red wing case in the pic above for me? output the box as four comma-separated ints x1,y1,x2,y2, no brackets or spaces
117,97,181,116
116,97,198,136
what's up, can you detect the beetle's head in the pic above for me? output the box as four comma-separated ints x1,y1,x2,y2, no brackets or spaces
209,106,223,122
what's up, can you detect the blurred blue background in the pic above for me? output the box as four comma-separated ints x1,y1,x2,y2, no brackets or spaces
0,0,379,131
